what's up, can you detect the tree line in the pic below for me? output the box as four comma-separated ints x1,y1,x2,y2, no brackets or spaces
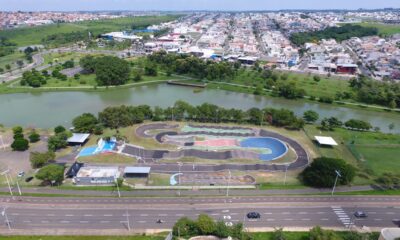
350,75,400,109
70,101,376,136
289,24,379,46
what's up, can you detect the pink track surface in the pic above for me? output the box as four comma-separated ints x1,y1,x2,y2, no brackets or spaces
194,139,238,147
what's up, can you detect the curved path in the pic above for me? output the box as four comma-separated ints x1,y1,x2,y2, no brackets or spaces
122,123,309,173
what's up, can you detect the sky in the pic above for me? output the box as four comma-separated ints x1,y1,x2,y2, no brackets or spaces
0,0,399,12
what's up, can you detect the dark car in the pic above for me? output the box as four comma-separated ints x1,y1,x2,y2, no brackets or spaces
354,211,368,218
247,212,261,219
25,176,34,183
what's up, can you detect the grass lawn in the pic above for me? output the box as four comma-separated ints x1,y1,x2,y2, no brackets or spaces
1,236,166,240
0,15,180,47
228,68,352,99
0,51,26,71
77,153,137,164
347,22,400,36
348,145,400,176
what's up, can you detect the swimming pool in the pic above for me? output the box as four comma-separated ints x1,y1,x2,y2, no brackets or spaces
77,141,116,158
240,137,288,161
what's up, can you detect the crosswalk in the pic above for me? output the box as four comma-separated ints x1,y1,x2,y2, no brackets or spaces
332,206,352,227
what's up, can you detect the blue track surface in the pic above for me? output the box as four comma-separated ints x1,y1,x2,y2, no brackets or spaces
240,137,288,161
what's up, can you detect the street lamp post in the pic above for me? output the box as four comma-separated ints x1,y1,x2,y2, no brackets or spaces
116,178,121,198
1,207,11,230
331,170,341,196
283,163,290,185
226,170,231,198
178,162,183,196
1,169,13,197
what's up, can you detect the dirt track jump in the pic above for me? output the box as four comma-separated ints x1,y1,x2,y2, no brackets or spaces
121,123,309,173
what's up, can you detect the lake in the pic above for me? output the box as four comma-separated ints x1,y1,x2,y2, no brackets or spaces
0,84,399,133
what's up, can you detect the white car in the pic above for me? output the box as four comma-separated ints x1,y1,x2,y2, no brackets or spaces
17,171,25,178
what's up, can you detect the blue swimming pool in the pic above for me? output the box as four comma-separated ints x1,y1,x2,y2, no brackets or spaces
77,141,116,157
240,137,288,161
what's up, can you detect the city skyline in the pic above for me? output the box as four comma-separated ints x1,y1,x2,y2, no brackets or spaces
0,0,400,11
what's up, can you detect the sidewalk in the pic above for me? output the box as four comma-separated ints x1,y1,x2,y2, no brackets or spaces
0,185,374,197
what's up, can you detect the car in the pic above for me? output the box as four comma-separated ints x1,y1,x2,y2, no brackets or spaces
247,212,261,219
17,171,25,178
25,176,33,183
354,211,368,218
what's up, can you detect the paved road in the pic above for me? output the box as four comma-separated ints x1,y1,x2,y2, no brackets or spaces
0,196,399,232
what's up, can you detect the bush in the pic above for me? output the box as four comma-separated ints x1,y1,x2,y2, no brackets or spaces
303,110,319,123
344,119,372,131
28,131,40,143
54,125,66,134
301,157,356,188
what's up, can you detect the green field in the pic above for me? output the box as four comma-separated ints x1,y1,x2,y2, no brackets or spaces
348,145,400,176
303,125,400,181
0,15,180,46
347,22,400,36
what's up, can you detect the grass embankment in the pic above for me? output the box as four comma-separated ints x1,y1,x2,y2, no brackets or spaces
0,15,181,47
251,231,379,240
1,236,166,240
303,125,400,185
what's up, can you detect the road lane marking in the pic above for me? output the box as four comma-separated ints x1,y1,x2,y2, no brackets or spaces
84,214,93,217
65,214,74,217
104,214,113,217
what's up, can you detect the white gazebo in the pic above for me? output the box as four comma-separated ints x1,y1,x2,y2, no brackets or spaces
314,136,338,146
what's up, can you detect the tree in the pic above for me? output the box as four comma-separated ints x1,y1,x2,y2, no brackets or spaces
54,125,66,134
30,151,55,169
309,226,341,240
301,157,356,188
36,164,64,185
344,119,372,131
389,99,397,109
303,110,319,123
72,113,98,133
47,132,69,151
144,62,158,76
16,60,24,69
95,56,130,86
0,68,4,74
5,64,11,72
74,73,80,80
11,138,29,151
313,75,321,83
28,130,40,143
197,214,216,235
172,217,199,237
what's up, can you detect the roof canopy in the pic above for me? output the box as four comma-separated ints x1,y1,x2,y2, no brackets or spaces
124,167,151,174
315,136,338,146
67,133,90,144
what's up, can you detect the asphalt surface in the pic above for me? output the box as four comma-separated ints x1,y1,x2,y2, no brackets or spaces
1,195,400,232
125,123,309,173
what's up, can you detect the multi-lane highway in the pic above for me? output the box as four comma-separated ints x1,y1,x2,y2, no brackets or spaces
0,195,399,233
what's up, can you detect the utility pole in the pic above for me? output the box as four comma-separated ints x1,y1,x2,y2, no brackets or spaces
178,162,182,196
331,170,341,196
